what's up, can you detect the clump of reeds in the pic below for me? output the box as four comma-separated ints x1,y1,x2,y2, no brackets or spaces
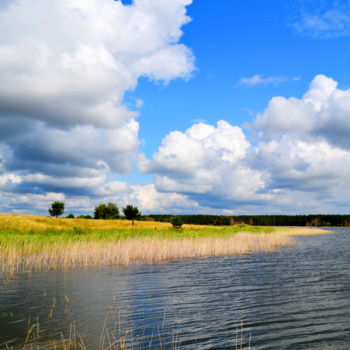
0,232,294,276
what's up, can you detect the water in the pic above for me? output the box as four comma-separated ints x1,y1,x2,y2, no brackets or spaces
1,229,350,349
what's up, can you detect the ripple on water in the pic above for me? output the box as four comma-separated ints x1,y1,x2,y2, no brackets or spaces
2,229,350,349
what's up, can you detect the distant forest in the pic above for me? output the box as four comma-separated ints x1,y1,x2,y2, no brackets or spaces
144,214,350,227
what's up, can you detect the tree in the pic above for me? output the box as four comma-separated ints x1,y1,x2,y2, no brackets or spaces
48,201,65,218
171,216,183,229
66,213,75,219
122,204,141,225
94,203,119,219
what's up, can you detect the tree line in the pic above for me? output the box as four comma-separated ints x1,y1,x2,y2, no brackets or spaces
48,201,141,225
48,202,350,227
144,214,350,227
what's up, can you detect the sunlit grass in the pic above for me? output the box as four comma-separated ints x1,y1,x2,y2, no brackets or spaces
0,215,329,276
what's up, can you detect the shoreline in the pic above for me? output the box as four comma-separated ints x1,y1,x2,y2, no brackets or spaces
0,215,331,276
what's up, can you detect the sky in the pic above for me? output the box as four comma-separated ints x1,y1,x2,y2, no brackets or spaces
1,0,350,215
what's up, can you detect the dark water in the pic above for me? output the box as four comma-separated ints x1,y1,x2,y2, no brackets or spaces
1,229,350,349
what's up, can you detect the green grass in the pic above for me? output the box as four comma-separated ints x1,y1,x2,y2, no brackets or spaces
0,224,275,246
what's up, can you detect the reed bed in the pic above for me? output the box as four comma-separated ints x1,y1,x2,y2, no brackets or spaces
0,215,329,276
1,232,294,275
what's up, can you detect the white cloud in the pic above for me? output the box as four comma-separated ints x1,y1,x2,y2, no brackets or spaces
140,121,271,207
253,74,350,149
255,136,350,191
294,6,350,39
99,182,199,213
0,0,195,211
0,174,22,188
249,74,350,211
2,0,350,215
139,75,350,213
3,192,66,211
240,74,288,87
0,0,194,128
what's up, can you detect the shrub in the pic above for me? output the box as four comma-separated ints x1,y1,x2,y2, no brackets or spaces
66,213,75,219
171,216,184,229
77,215,92,219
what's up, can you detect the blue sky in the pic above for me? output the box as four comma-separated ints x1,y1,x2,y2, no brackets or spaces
135,0,350,153
1,0,350,215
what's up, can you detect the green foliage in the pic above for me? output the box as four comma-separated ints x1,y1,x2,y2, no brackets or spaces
122,204,141,225
78,215,92,219
0,226,276,251
48,201,65,218
94,203,119,220
66,213,75,219
144,214,350,227
146,214,232,226
171,216,184,229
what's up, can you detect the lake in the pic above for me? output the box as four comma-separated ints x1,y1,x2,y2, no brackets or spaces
1,228,350,349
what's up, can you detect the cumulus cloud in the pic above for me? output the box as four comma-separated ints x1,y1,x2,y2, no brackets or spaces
253,74,350,149
255,136,350,191
249,74,350,211
2,1,350,215
140,75,350,213
140,121,272,208
98,181,199,213
0,0,195,212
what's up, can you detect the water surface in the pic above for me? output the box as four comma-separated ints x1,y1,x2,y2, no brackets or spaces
1,229,350,349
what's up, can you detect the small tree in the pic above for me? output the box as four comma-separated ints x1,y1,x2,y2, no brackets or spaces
66,213,75,219
48,201,65,218
171,216,184,229
122,204,141,226
94,203,119,219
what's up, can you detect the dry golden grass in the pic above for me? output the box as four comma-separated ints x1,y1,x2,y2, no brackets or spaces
0,214,175,231
1,232,295,275
278,227,330,235
0,215,330,276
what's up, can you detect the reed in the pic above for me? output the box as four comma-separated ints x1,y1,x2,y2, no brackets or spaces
5,298,253,350
0,215,329,276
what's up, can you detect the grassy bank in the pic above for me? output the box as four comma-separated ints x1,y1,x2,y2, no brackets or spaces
0,215,328,275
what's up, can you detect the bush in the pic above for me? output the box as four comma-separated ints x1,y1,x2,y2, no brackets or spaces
77,215,92,219
94,203,119,219
48,201,65,218
171,216,184,229
66,213,75,219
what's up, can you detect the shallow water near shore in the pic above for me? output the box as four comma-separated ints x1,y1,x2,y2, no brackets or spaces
1,228,350,349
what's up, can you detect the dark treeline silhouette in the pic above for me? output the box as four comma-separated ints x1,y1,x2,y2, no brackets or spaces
144,214,350,227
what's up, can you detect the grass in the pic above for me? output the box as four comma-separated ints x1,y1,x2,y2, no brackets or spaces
8,319,252,350
0,215,329,276
5,296,253,350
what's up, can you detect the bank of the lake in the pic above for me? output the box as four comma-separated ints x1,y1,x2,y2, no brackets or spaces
0,215,328,276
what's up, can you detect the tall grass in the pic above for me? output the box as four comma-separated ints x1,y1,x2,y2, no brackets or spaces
0,215,328,276
5,297,253,350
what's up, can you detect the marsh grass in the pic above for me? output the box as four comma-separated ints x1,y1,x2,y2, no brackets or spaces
5,297,253,350
11,321,253,350
0,215,328,276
